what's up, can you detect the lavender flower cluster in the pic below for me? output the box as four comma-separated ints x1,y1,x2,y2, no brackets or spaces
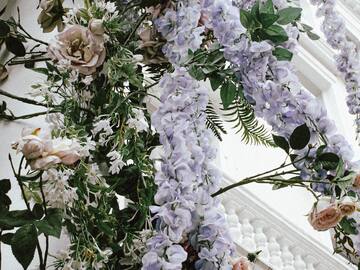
202,0,354,171
310,0,360,134
143,69,233,269
155,2,204,64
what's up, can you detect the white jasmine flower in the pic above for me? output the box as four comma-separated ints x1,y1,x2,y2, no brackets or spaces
105,2,116,13
82,75,94,86
107,151,126,174
127,108,149,133
80,137,96,157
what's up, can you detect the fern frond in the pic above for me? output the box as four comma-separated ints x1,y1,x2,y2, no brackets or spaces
206,102,227,141
223,97,274,146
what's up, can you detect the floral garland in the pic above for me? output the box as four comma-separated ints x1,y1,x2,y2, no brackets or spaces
0,0,360,269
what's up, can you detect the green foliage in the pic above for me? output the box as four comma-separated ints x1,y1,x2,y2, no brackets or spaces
206,102,227,141
289,123,310,150
34,208,63,238
11,224,38,269
273,47,293,61
224,96,274,146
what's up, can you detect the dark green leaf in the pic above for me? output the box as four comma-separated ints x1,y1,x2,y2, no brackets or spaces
5,36,26,57
32,68,48,75
260,13,279,28
220,81,237,109
272,134,289,153
340,217,358,235
0,210,33,229
277,7,302,25
240,10,254,29
260,0,274,14
317,152,340,171
289,124,310,150
0,179,11,194
0,21,10,37
188,65,205,81
34,208,63,238
263,25,289,44
209,74,223,91
32,204,44,220
0,232,13,244
273,47,293,61
251,0,260,17
11,224,37,269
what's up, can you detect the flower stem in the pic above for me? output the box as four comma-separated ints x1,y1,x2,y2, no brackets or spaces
1,110,57,121
8,155,45,270
39,176,49,267
0,89,49,107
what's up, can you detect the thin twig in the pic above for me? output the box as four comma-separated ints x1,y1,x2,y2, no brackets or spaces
1,110,56,121
0,89,49,107
8,155,45,269
39,176,49,267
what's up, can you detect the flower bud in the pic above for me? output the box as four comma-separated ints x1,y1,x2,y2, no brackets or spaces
339,196,357,216
89,19,105,36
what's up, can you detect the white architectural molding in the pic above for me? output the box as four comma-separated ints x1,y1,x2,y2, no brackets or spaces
220,174,356,270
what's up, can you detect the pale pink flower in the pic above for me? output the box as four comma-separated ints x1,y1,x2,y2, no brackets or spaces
308,197,343,231
233,257,252,270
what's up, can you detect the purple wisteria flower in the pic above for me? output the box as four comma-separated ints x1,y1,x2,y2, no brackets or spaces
310,0,360,135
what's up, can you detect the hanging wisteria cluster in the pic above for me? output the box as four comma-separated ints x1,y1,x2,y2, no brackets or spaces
310,0,360,135
1,0,360,269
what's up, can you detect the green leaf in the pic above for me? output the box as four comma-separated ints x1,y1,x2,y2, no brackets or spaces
32,67,48,75
340,217,358,235
317,152,340,171
0,179,11,194
0,210,33,229
273,47,293,61
206,102,227,141
0,232,13,244
240,10,255,29
277,7,302,25
260,0,274,14
209,74,223,91
220,81,237,109
306,31,320,40
272,134,289,153
188,65,205,81
32,204,44,220
260,13,279,28
289,124,310,150
11,224,37,269
0,21,10,37
5,36,26,57
263,25,289,44
34,208,63,238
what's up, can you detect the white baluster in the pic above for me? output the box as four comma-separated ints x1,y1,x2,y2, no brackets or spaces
291,247,306,270
226,207,242,244
238,210,256,251
279,239,295,270
304,255,317,270
251,219,269,260
265,228,283,269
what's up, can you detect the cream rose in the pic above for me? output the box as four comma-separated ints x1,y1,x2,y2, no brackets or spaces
339,196,358,216
308,197,343,231
14,128,81,170
233,257,252,270
48,25,106,75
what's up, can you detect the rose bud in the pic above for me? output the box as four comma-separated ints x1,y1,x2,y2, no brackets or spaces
89,19,105,36
339,196,357,216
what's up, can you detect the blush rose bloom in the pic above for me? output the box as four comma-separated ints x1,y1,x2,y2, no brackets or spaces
233,257,252,270
308,197,343,231
13,128,81,170
339,196,358,216
353,174,360,188
48,25,106,75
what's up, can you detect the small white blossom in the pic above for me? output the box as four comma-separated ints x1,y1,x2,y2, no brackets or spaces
107,151,126,174
82,75,94,86
92,119,113,145
127,108,149,133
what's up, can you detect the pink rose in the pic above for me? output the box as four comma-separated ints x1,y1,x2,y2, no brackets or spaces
30,155,62,170
308,197,343,231
339,196,357,216
233,257,252,270
50,138,80,166
48,25,106,75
